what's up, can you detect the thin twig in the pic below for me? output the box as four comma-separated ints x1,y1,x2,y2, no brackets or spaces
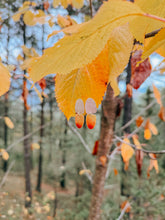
114,135,165,154
0,161,15,188
106,147,120,179
67,121,91,154
82,162,93,183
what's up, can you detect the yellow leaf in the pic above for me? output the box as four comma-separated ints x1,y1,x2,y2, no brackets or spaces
121,138,134,162
142,28,165,60
28,0,143,82
147,153,159,175
153,84,162,106
79,169,91,175
55,46,109,119
0,63,10,96
72,0,84,9
23,10,36,26
149,122,158,135
31,143,40,150
4,117,14,129
53,0,61,8
12,1,31,22
130,0,165,43
132,135,141,149
0,149,9,161
57,15,71,28
108,24,133,96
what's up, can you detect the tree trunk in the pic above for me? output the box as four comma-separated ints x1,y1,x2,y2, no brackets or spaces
49,94,53,161
89,84,117,220
121,58,132,197
36,96,45,192
3,93,9,172
22,12,32,207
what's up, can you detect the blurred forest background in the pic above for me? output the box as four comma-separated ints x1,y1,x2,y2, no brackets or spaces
0,0,165,219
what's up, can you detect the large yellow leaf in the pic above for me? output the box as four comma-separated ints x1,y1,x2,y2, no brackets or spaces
28,0,143,82
72,0,84,9
142,28,165,60
108,25,133,96
130,0,165,43
55,47,109,119
0,63,10,96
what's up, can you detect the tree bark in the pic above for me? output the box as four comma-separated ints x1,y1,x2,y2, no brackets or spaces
36,96,45,192
89,84,117,220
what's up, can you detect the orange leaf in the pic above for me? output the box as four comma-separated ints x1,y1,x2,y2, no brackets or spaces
158,106,165,121
144,128,152,140
86,114,96,129
153,84,162,106
136,116,144,127
92,140,99,156
75,114,84,129
44,1,50,11
120,200,131,213
124,160,129,171
99,155,107,166
22,81,30,110
4,117,14,129
38,78,46,91
121,138,134,162
126,83,132,97
114,168,118,176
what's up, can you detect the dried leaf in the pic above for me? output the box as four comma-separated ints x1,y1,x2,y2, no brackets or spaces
79,169,91,175
126,83,133,97
120,200,131,213
92,140,99,156
147,153,159,176
131,50,152,89
158,106,165,121
144,128,152,140
31,143,40,150
0,149,9,161
135,150,143,177
99,155,107,166
38,78,46,91
153,84,162,106
114,168,118,176
0,63,10,97
136,116,144,127
149,122,158,135
4,117,14,129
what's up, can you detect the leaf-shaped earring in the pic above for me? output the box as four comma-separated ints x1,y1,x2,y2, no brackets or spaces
75,99,84,129
85,98,97,129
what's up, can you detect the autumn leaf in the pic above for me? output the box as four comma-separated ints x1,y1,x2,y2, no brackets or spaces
4,117,14,129
136,116,144,127
86,114,96,129
99,155,107,166
131,50,152,89
142,28,165,60
126,84,133,97
79,169,91,175
153,84,162,106
38,78,46,91
135,149,143,177
129,0,165,43
147,153,159,176
31,143,40,150
0,63,10,97
132,135,141,149
144,128,152,140
114,168,118,176
72,0,84,9
120,200,131,213
121,138,134,163
28,0,143,82
55,46,109,120
158,106,165,121
22,81,30,110
92,140,99,156
0,149,9,161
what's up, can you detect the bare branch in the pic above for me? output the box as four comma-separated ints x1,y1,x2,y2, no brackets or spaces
114,135,165,154
67,121,91,154
0,161,15,188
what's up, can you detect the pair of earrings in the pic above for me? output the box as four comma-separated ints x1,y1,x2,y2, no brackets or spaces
75,98,97,129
